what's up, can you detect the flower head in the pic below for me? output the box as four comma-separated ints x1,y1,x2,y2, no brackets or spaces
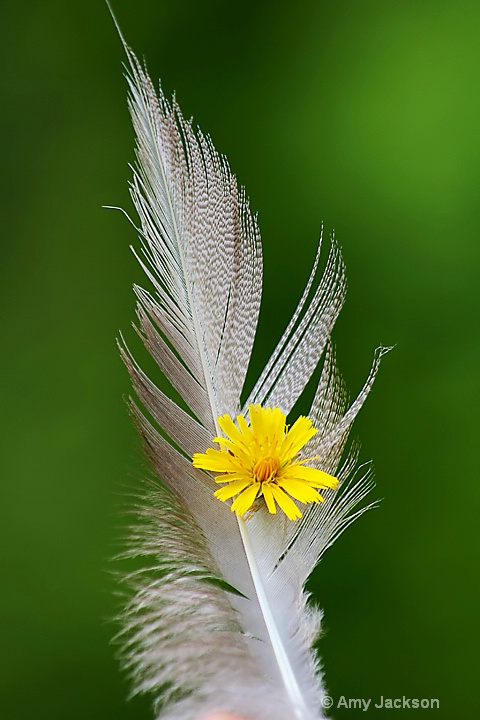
192,404,338,520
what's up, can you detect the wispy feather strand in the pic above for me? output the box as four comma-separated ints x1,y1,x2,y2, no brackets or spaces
113,18,389,720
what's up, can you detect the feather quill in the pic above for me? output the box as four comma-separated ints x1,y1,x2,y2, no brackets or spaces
112,16,389,720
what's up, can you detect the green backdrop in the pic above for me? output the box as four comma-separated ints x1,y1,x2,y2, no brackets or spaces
1,1,478,718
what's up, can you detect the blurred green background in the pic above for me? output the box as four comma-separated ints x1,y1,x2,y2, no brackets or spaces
1,0,479,718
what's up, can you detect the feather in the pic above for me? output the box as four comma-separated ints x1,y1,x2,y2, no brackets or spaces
111,13,390,720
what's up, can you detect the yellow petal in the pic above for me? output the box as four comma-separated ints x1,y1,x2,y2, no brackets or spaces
217,414,252,453
214,472,249,484
235,413,252,440
261,483,277,514
213,436,254,466
214,479,252,501
248,404,267,447
286,464,338,489
277,478,323,504
192,448,240,472
279,416,317,461
269,484,302,520
269,406,288,447
231,482,260,516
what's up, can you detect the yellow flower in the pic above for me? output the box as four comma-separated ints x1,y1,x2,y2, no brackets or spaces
192,404,338,520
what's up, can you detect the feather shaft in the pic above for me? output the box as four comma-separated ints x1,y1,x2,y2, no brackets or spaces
237,516,309,720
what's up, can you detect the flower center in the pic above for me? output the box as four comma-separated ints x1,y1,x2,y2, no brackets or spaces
253,455,280,483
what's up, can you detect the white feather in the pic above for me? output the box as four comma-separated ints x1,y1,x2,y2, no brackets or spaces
111,13,390,720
